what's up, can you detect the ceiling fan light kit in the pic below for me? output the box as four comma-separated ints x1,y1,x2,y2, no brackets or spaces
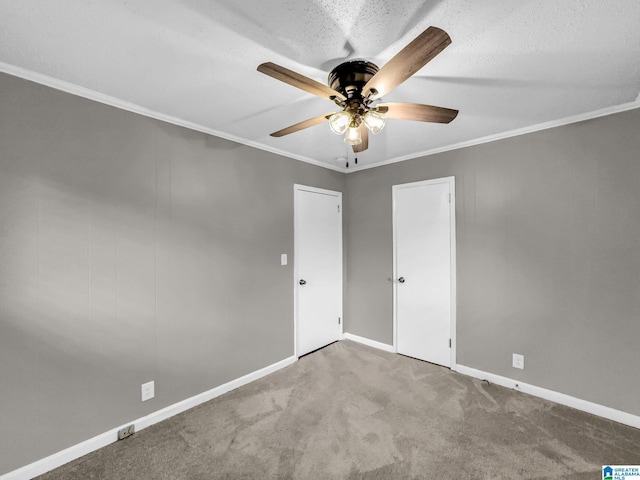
257,26,459,155
362,110,386,134
344,122,363,145
328,111,351,135
327,60,384,145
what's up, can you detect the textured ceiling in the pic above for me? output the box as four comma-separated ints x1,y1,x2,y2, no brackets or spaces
1,0,639,172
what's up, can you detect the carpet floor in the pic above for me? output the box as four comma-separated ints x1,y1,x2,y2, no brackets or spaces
37,340,640,479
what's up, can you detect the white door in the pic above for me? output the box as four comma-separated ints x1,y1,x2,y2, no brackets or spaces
295,185,342,357
393,177,456,367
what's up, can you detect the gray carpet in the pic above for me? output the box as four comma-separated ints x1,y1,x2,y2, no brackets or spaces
37,340,639,479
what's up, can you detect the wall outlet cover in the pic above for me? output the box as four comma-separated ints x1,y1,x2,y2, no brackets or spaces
117,424,135,440
141,381,155,401
513,353,525,370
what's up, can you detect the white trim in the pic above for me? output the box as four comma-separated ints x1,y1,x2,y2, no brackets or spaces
342,333,395,353
0,356,296,480
392,177,457,367
293,185,299,359
294,184,342,196
293,185,343,358
346,101,640,173
449,179,457,371
456,365,640,430
4,61,639,176
0,62,343,173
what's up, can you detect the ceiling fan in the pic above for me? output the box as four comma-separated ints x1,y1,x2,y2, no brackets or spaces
257,26,459,157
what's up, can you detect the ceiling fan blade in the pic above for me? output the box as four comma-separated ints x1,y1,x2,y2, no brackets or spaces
352,124,368,153
378,102,458,123
270,113,334,137
363,26,451,99
258,62,346,102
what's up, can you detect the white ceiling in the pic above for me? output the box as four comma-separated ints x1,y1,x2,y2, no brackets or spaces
1,0,639,172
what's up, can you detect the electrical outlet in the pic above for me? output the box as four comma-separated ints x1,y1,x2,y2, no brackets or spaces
141,381,155,401
512,353,525,370
117,424,135,440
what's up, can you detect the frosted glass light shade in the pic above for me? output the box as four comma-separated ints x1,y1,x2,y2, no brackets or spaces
328,111,351,135
344,125,362,145
363,110,386,134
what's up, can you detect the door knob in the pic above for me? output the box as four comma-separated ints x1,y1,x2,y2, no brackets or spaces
299,279,306,285
398,277,405,283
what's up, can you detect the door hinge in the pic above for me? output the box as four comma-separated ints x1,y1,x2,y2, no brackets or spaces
337,205,340,213
338,317,341,325
449,338,452,348
448,193,451,203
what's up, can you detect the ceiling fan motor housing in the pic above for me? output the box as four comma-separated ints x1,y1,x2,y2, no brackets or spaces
328,60,379,101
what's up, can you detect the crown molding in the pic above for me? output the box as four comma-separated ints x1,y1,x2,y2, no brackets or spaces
347,100,640,173
3,62,638,175
0,62,344,173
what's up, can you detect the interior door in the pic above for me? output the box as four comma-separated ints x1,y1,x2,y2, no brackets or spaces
295,185,342,357
393,177,455,367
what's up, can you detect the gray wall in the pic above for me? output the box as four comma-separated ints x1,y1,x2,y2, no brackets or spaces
2,67,640,475
345,107,640,417
0,72,344,475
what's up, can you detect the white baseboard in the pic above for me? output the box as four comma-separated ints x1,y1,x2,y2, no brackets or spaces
6,353,637,479
343,332,396,353
456,364,640,430
1,355,297,480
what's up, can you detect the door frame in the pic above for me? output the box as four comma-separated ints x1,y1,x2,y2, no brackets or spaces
293,184,343,358
392,176,457,369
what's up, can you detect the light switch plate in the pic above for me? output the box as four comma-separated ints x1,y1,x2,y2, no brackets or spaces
512,353,524,370
141,381,155,401
281,254,287,266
